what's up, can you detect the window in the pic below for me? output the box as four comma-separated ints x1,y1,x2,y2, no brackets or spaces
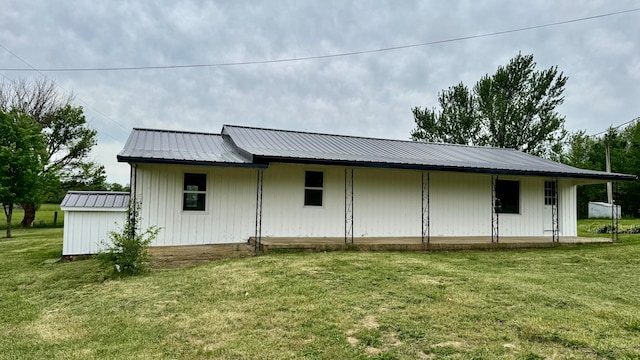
544,180,557,206
495,179,519,214
304,171,323,206
183,173,206,211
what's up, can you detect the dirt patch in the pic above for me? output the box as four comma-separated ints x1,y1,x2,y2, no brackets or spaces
365,346,381,355
433,341,463,348
347,337,359,346
362,315,379,329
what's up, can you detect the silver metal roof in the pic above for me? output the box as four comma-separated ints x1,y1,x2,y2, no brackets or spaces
117,128,258,166
115,125,635,180
222,125,635,180
61,191,130,209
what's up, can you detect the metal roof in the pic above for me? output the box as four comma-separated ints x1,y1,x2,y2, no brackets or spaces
117,128,264,167
222,125,635,180
61,191,130,210
115,125,635,181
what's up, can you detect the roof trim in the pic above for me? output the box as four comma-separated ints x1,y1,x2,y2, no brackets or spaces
116,155,268,168
255,156,637,181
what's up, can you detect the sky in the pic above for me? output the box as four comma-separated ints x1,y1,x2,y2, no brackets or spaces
1,1,639,185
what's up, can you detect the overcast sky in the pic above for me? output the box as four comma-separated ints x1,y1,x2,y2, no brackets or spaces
2,1,639,184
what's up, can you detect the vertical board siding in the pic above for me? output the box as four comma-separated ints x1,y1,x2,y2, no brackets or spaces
136,164,257,245
560,181,578,236
429,172,492,236
353,168,421,237
261,163,344,237
497,176,544,237
62,211,127,255
133,163,580,243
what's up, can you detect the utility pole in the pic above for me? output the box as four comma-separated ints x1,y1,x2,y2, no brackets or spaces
605,133,613,204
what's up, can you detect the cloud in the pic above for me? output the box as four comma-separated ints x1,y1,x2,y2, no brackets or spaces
1,0,639,182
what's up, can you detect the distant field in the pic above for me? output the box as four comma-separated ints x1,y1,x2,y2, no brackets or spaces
0,203,63,230
1,221,639,359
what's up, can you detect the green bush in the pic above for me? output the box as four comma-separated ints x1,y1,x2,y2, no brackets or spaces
589,224,640,234
96,201,160,276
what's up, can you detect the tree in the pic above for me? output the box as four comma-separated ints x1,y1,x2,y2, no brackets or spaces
412,53,568,159
563,124,640,218
0,79,97,227
0,110,47,237
411,82,482,145
46,162,108,203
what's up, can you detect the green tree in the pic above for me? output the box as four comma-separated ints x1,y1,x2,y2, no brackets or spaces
411,82,480,145
563,125,640,218
0,79,97,227
0,110,47,237
412,53,568,159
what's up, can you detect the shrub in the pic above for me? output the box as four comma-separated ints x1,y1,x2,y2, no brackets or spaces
590,224,640,234
97,201,160,276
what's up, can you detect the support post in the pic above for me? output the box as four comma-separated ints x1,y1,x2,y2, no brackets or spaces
491,175,499,243
552,178,559,243
344,168,354,244
421,172,430,244
611,182,619,242
254,168,264,251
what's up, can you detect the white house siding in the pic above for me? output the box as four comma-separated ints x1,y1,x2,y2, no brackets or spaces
560,180,577,236
353,168,421,237
62,211,126,255
261,163,345,237
134,164,257,245
429,172,492,237
351,171,576,238
134,163,578,244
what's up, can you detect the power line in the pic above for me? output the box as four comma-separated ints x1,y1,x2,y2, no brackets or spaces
0,44,130,136
591,116,640,137
1,7,639,72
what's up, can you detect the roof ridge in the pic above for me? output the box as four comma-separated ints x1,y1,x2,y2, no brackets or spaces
133,127,221,136
223,124,517,151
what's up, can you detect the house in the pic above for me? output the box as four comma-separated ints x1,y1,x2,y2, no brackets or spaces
112,124,634,253
61,191,130,256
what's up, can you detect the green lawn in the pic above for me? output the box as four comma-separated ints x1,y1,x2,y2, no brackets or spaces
0,203,64,230
1,223,639,359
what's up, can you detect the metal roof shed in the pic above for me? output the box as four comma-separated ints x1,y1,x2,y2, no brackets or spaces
60,191,130,256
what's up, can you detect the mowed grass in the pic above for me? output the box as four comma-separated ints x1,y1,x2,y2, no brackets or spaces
1,223,640,359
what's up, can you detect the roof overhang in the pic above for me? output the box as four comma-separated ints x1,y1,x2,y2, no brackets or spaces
116,155,268,168
254,156,637,182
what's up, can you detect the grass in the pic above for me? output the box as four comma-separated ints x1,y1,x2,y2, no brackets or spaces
0,203,64,230
1,222,640,359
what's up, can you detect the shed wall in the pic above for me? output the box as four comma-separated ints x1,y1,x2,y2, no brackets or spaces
63,211,127,255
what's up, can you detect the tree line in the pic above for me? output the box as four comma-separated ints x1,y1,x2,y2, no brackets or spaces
563,125,640,218
411,53,638,218
0,79,126,238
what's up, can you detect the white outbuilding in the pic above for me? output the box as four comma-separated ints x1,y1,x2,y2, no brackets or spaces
588,201,621,219
61,191,130,256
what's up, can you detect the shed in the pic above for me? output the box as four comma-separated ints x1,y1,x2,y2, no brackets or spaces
61,191,130,256
588,201,621,219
